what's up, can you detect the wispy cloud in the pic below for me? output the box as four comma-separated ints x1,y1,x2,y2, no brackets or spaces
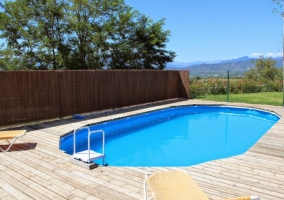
251,52,283,58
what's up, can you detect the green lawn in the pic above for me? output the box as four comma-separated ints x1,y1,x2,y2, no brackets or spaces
196,78,243,83
196,92,283,106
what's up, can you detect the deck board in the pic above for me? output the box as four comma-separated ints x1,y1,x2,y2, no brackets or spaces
0,100,284,199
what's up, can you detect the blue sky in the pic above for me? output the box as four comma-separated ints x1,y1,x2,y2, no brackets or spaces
125,0,283,63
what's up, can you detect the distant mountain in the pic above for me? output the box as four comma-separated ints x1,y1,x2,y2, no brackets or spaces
218,56,251,63
166,59,223,68
166,61,203,68
167,56,282,77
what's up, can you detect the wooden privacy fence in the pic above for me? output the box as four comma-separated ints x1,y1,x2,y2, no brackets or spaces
0,70,189,127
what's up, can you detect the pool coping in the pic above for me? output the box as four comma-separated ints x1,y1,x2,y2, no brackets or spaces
60,103,281,168
59,103,282,139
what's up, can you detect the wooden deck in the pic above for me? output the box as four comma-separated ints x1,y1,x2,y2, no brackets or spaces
0,99,284,200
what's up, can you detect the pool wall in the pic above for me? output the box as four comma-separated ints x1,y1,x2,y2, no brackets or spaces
60,105,280,155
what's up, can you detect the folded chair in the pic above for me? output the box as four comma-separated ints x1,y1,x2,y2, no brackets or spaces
143,171,260,200
0,130,27,152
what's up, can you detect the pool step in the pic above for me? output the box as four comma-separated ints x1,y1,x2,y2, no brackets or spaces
70,156,99,170
72,127,105,168
73,150,104,163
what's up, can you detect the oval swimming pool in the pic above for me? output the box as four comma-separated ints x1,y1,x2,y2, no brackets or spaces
59,105,280,167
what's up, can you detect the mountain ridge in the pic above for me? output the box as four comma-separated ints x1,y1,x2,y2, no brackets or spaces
167,56,282,77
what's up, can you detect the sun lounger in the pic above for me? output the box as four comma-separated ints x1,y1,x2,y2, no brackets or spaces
143,171,260,200
0,130,27,152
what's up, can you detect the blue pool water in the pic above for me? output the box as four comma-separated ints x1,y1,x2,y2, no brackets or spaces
60,106,280,167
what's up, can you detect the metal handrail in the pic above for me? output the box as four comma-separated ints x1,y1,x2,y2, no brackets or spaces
73,126,90,155
88,130,105,164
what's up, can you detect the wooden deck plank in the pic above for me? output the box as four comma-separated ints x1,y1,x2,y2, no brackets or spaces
2,168,61,200
0,188,11,199
2,147,128,200
0,178,31,200
2,168,68,199
72,170,142,199
1,171,50,200
0,100,284,200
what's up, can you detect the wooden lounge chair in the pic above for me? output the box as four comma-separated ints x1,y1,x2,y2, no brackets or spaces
0,130,27,152
143,171,260,200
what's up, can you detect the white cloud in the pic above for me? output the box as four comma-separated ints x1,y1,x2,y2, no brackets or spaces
251,53,263,57
265,52,283,57
251,52,283,58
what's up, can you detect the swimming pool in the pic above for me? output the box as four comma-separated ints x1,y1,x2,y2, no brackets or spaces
59,105,280,167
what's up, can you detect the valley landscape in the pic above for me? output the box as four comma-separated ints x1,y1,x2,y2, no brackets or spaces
167,56,282,77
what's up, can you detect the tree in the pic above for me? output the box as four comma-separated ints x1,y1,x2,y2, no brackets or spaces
245,57,282,81
0,0,176,70
0,0,37,69
0,0,69,70
130,15,175,69
62,0,128,69
107,14,176,69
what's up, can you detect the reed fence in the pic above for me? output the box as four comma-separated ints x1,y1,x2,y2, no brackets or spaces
0,70,189,127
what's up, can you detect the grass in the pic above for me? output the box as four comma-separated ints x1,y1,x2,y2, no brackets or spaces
196,78,243,83
196,92,283,106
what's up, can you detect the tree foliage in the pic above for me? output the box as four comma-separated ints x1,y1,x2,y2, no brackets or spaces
0,0,175,70
245,57,282,81
271,0,284,16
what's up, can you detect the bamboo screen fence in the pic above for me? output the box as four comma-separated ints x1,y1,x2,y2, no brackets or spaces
0,70,189,127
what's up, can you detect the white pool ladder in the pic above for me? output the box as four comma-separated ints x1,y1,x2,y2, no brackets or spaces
73,127,105,165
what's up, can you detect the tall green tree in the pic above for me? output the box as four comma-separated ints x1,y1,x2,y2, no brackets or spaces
245,57,282,81
0,0,176,70
108,14,176,69
0,0,69,70
0,0,37,69
131,15,175,69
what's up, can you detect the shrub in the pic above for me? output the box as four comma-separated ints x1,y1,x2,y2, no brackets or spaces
189,79,282,98
189,82,206,98
230,81,242,94
262,80,282,92
240,80,262,93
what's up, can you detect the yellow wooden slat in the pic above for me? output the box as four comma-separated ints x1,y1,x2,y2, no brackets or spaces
0,130,26,140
